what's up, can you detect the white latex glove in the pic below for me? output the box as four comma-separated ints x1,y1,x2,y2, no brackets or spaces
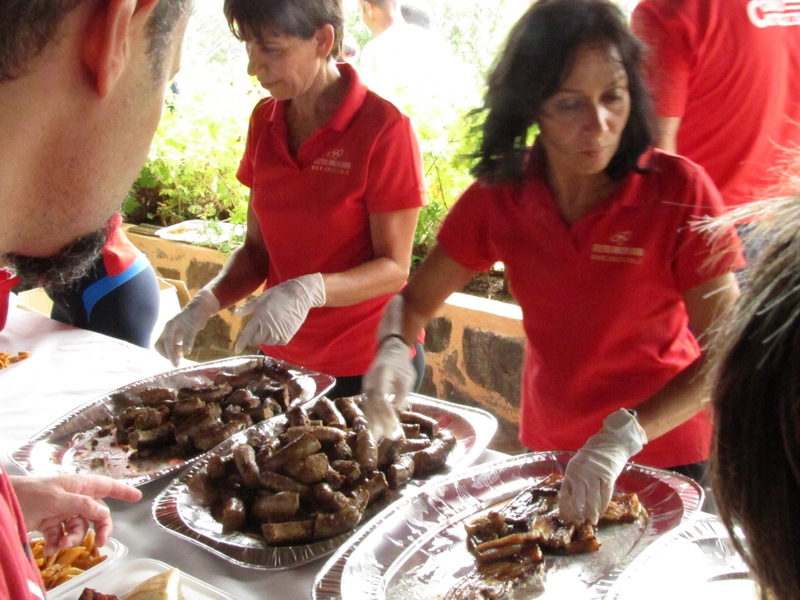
155,288,220,367
234,273,326,353
558,409,648,525
362,295,416,441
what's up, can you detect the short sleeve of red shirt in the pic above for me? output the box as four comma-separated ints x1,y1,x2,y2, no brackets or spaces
436,181,506,273
672,164,744,292
631,1,692,117
0,467,45,599
364,116,425,213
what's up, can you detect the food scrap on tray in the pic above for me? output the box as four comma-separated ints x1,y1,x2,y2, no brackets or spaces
445,473,647,599
31,529,107,591
0,350,31,369
189,395,457,545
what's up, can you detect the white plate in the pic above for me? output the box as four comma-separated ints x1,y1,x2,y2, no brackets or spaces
156,220,243,244
314,451,704,600
39,537,127,600
55,558,234,600
604,515,755,600
152,394,498,570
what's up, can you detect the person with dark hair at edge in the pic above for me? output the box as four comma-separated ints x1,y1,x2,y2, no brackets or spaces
710,189,800,600
155,0,426,400
631,0,800,266
363,0,743,525
0,0,191,596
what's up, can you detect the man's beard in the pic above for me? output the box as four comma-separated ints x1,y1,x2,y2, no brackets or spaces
3,221,113,294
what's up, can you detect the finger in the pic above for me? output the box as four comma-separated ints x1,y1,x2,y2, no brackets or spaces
182,329,197,357
58,475,143,503
234,319,259,354
61,514,92,549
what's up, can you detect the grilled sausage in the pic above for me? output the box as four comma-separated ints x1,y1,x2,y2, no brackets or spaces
128,422,175,451
282,453,330,485
258,470,311,496
260,433,322,472
313,504,364,540
251,492,300,524
412,431,457,477
233,443,261,489
261,519,314,545
314,483,350,512
387,454,416,490
312,398,347,429
220,496,247,533
399,411,439,436
334,396,365,427
355,429,378,472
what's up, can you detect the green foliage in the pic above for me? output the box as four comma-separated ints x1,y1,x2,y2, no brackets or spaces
124,65,260,252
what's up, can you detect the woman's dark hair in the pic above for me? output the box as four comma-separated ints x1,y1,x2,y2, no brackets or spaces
710,194,800,600
471,0,655,183
224,0,344,60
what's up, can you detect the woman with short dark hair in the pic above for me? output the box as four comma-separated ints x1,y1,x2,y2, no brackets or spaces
156,0,426,399
364,0,744,525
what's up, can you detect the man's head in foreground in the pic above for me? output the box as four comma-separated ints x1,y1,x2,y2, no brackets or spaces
0,0,191,286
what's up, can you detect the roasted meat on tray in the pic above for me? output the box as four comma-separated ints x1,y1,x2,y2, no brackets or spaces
445,473,647,599
107,360,302,462
189,395,457,544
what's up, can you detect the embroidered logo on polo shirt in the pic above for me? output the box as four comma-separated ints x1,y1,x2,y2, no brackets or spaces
312,149,352,175
591,231,645,264
747,0,800,27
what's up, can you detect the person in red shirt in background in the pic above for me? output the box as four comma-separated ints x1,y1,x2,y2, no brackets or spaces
363,0,743,526
630,0,800,262
0,0,191,597
156,0,426,399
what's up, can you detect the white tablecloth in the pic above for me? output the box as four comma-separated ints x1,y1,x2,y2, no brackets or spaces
0,307,506,599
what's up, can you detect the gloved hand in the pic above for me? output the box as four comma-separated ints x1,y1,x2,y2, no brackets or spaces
361,295,416,441
234,273,326,353
558,409,648,525
155,288,220,367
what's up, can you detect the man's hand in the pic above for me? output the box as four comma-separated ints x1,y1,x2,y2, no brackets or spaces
234,273,326,353
155,288,220,367
12,474,142,556
558,409,647,525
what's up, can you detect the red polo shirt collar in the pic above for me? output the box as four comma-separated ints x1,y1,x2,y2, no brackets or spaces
264,62,368,133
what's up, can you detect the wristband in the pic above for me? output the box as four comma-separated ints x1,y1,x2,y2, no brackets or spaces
380,333,409,347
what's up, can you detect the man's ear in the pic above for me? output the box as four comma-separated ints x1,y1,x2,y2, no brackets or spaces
82,0,160,98
315,24,336,59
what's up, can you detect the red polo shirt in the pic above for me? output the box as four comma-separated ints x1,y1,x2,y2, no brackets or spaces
437,150,743,468
0,466,45,599
237,63,425,377
632,0,800,207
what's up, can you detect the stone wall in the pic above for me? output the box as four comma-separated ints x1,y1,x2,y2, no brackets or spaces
421,293,527,455
127,228,528,454
125,227,246,362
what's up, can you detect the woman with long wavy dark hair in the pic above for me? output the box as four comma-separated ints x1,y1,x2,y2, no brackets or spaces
363,0,744,525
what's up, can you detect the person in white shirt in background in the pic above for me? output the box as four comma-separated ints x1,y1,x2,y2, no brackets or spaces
358,0,470,111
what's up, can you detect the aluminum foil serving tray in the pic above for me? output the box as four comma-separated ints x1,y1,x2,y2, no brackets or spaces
152,394,498,569
10,356,335,487
313,451,704,600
